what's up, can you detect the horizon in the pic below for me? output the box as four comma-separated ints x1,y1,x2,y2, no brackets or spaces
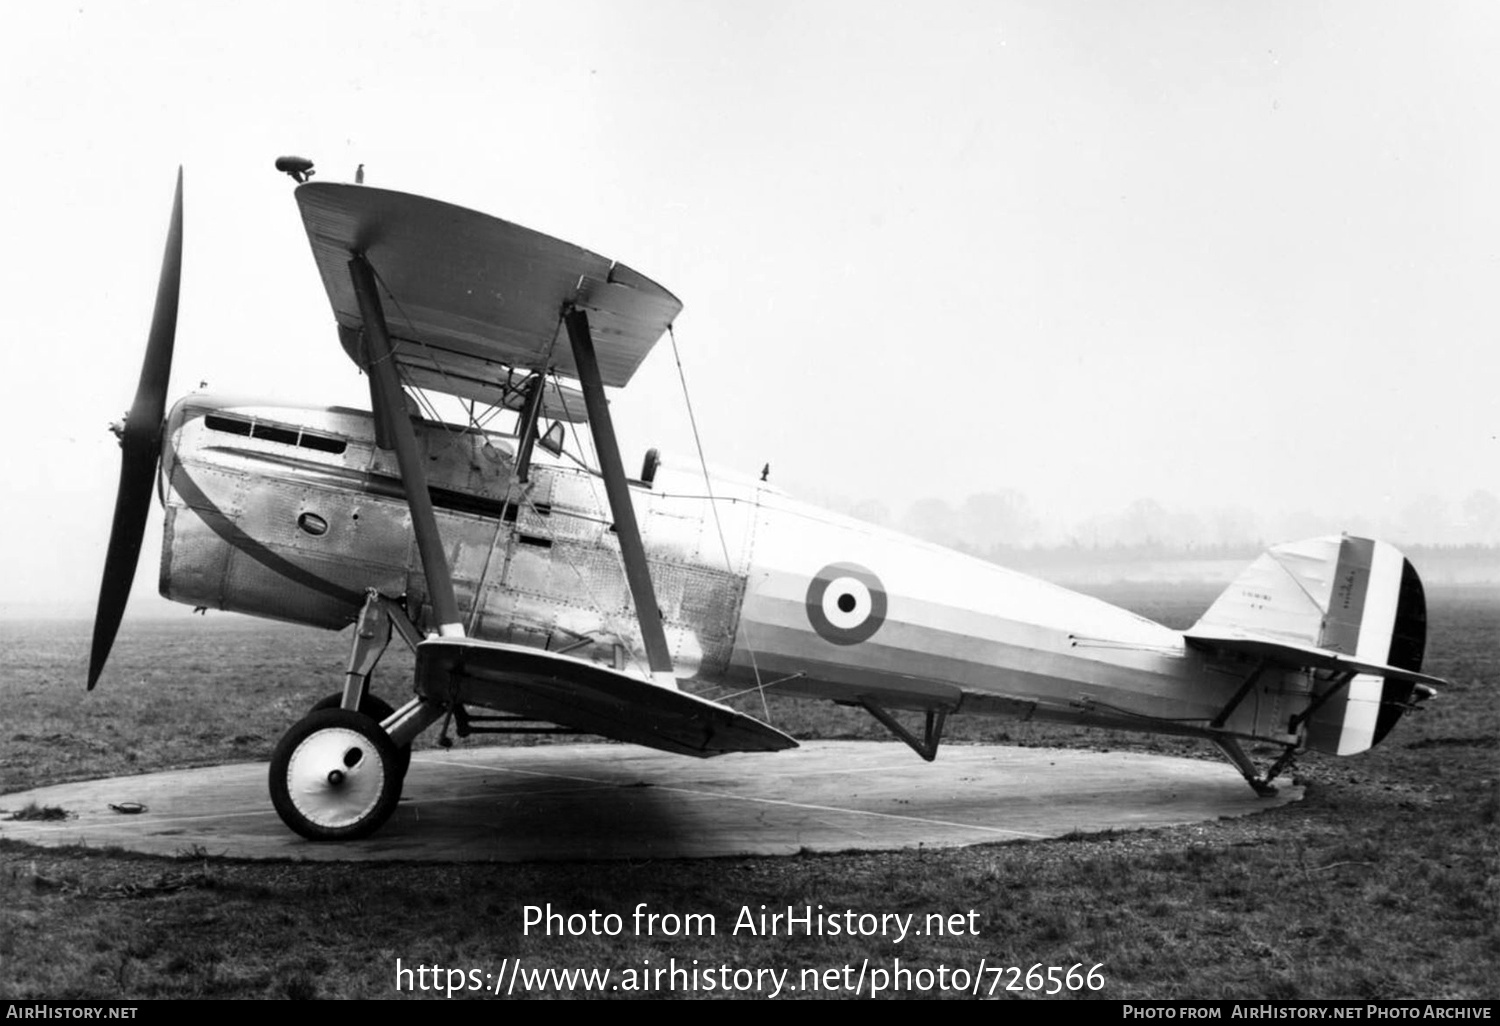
18,535,1500,624
7,3,1497,611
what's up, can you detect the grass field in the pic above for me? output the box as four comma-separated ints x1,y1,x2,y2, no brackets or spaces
1,585,1496,999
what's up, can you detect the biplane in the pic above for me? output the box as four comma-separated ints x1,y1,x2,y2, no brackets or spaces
89,167,1444,840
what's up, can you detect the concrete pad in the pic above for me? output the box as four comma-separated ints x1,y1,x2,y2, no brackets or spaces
0,741,1300,861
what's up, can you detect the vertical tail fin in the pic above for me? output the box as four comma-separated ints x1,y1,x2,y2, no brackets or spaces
1187,536,1436,755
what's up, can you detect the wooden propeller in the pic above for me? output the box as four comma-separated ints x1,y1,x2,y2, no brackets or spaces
89,169,183,689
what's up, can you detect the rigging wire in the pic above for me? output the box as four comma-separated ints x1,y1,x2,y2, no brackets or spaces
707,672,805,704
365,263,472,442
365,262,559,635
369,260,532,443
355,265,739,696
668,325,771,723
547,368,656,682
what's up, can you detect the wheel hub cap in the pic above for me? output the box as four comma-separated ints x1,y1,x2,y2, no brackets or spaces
284,726,386,829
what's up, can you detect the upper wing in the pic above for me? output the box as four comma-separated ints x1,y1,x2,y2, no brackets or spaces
415,638,798,758
296,184,682,401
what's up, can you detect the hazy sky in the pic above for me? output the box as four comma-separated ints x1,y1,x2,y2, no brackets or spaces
5,1,1498,613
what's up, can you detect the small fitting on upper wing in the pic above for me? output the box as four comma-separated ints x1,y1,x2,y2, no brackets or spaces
274,155,315,183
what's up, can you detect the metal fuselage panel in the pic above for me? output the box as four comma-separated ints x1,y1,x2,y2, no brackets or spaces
160,401,410,628
158,397,749,677
731,496,1307,740
158,396,1304,744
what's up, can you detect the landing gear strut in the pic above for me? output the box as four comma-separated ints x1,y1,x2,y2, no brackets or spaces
857,699,949,762
268,590,426,839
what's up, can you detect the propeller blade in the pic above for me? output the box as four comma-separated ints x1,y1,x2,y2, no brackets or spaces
89,169,183,689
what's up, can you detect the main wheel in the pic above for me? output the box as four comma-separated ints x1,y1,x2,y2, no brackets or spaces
269,709,403,841
308,692,412,780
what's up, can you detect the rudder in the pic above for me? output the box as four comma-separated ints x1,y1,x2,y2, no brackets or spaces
1188,535,1434,756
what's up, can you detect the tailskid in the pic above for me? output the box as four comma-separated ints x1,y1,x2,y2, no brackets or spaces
1212,736,1298,797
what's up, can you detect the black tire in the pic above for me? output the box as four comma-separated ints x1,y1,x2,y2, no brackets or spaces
309,691,397,720
309,692,412,780
269,709,403,841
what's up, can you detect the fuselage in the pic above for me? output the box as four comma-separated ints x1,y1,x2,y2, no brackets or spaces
159,395,1306,746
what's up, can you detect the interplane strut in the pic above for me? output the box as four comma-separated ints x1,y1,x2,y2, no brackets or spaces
563,306,675,683
348,253,465,638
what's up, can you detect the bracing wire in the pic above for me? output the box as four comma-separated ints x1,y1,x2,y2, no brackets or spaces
547,367,655,682
369,261,532,443
366,263,466,436
668,325,771,723
357,266,698,688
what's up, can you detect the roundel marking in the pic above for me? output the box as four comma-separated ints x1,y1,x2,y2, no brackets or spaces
805,562,887,645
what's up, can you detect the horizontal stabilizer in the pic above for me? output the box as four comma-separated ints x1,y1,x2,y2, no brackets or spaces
1187,535,1439,755
414,638,798,758
1183,626,1444,688
297,184,682,400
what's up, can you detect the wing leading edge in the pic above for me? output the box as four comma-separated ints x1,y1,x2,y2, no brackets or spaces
296,183,682,402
